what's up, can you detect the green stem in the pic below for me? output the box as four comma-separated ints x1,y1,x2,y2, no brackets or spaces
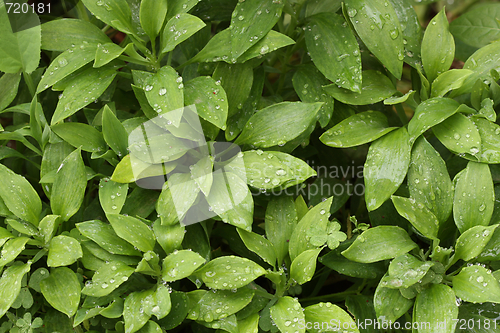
75,1,90,22
23,72,35,98
395,103,408,125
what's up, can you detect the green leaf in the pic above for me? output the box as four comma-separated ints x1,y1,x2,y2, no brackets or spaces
479,98,496,122
50,148,87,221
240,150,316,190
384,90,417,107
229,0,284,60
473,118,500,164
433,113,482,156
37,43,98,93
98,179,128,215
162,249,206,282
41,18,110,51
0,1,40,73
76,220,141,256
81,261,135,297
407,136,453,224
386,253,434,288
237,30,295,63
158,291,188,330
235,102,322,148
165,0,199,21
452,266,500,303
188,288,254,322
212,62,253,117
342,226,418,263
237,229,276,268
40,267,80,317
140,0,168,40
144,66,184,116
374,277,413,322
305,13,361,92
144,285,171,320
265,196,298,267
289,198,332,261
157,175,198,226
290,248,322,285
344,0,404,78
364,127,411,211
51,66,118,125
270,297,304,333
0,73,21,111
47,235,82,267
102,105,129,158
454,225,498,263
0,237,29,267
81,0,134,34
184,76,228,130
431,69,473,97
453,161,495,233
450,3,500,48
0,164,41,226
51,122,106,153
194,256,266,290
0,263,31,318
111,154,176,183
161,13,205,53
94,42,127,68
323,70,397,105
392,196,439,239
421,8,455,83
414,284,458,333
304,302,360,333
108,214,156,252
124,289,154,333
39,215,59,244
320,111,396,148
407,97,459,144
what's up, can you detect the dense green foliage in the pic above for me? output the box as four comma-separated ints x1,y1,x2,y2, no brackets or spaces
1,0,500,332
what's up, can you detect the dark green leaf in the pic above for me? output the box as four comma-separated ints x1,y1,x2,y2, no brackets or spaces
212,62,253,117
0,73,21,111
51,122,106,153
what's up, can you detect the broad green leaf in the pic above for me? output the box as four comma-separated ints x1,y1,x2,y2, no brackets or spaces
386,253,434,288
108,214,156,252
47,235,82,267
421,8,455,83
128,131,190,165
392,196,439,239
374,277,413,322
454,225,498,263
102,105,129,158
478,226,500,262
364,127,411,211
344,0,404,78
50,148,87,222
41,19,110,51
432,113,481,156
265,196,298,267
0,263,31,318
235,102,322,148
414,284,458,333
190,155,213,196
450,3,500,48
0,228,13,248
304,302,360,333
290,248,322,285
51,66,117,125
142,284,172,320
94,42,127,67
407,136,453,224
229,0,284,60
323,70,396,105
157,291,188,329
407,97,459,143
305,13,361,92
161,13,205,53
320,111,396,148
199,315,238,332
451,40,500,97
40,267,80,317
238,313,259,333
289,198,332,261
140,0,168,40
162,249,206,282
0,73,20,111
111,154,177,183
384,90,417,107
237,229,276,268
0,164,41,226
270,297,304,333
212,62,253,117
188,288,254,322
453,266,500,303
0,1,40,73
184,76,228,130
479,98,496,122
431,69,473,97
453,161,495,233
81,0,134,34
144,66,184,116
76,220,141,256
157,177,197,226
194,256,266,290
39,215,59,243
473,118,500,163
37,43,97,93
51,122,106,153
240,150,316,190
99,179,128,215
124,289,154,333
237,30,295,63
165,0,199,21
6,218,38,236
82,261,135,297
342,226,418,263
0,237,29,267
